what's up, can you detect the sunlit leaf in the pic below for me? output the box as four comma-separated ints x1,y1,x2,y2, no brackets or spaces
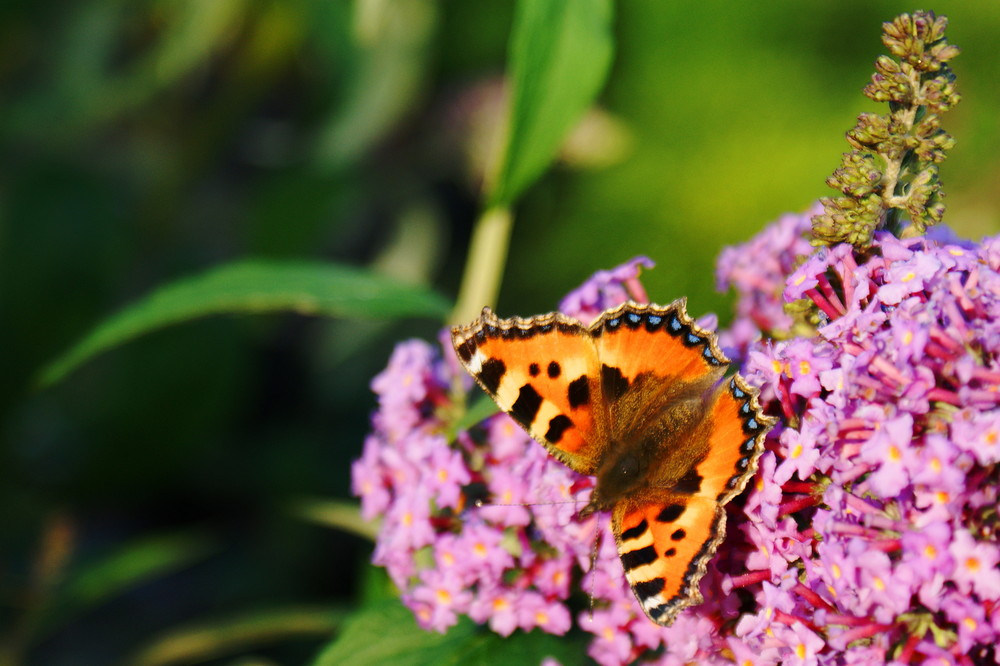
37,260,450,387
129,605,345,666
310,600,586,666
489,0,614,206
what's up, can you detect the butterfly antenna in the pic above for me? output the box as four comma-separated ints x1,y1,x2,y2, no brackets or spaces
472,499,581,508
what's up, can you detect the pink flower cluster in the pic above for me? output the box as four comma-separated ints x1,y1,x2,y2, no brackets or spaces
715,202,821,362
354,208,1000,665
353,335,581,636
716,220,1000,664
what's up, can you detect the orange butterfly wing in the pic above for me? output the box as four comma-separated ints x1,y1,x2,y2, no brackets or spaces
613,495,723,624
590,299,730,386
451,308,605,474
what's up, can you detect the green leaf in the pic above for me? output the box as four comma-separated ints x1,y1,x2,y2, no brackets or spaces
449,394,500,438
310,601,473,666
311,0,438,171
489,0,614,207
357,562,397,608
293,498,380,541
128,605,346,666
42,531,215,633
311,600,586,666
37,260,451,387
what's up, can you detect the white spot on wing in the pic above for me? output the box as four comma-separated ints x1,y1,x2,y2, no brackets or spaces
468,349,485,375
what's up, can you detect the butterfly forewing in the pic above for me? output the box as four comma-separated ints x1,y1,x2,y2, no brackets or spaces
451,308,605,475
589,300,729,389
696,375,775,503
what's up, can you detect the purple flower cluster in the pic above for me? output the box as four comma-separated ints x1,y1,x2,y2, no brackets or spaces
716,202,821,361
354,211,1000,665
352,335,582,636
714,216,1000,664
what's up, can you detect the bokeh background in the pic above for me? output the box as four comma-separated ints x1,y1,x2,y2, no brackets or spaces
2,1,998,663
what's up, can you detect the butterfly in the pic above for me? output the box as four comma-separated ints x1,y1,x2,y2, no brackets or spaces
450,299,776,626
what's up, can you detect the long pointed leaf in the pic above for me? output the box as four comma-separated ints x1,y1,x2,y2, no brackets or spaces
129,605,345,666
41,531,215,635
37,260,450,387
489,0,614,206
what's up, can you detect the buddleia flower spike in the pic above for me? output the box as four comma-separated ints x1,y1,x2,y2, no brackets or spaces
811,10,960,249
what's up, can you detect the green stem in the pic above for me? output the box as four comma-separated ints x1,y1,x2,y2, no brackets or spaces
880,67,922,238
449,206,513,325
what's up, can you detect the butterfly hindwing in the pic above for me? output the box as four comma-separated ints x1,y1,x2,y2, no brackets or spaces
613,495,724,625
613,373,775,625
451,308,605,475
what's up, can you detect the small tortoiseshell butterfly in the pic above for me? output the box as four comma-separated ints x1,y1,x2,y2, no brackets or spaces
451,300,776,625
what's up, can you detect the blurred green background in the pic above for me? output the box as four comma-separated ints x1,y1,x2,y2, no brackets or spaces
2,1,997,663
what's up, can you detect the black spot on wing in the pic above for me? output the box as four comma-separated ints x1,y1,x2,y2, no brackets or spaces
510,384,542,427
663,547,676,557
670,529,686,541
547,361,561,378
648,604,667,621
529,363,540,377
568,375,590,409
620,519,648,542
674,468,703,494
479,358,506,394
545,415,573,443
601,364,629,401
634,577,665,600
656,504,685,523
621,545,657,571
456,339,475,363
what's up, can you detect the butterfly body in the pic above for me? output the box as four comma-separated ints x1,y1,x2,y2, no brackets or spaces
586,371,719,510
451,300,775,625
